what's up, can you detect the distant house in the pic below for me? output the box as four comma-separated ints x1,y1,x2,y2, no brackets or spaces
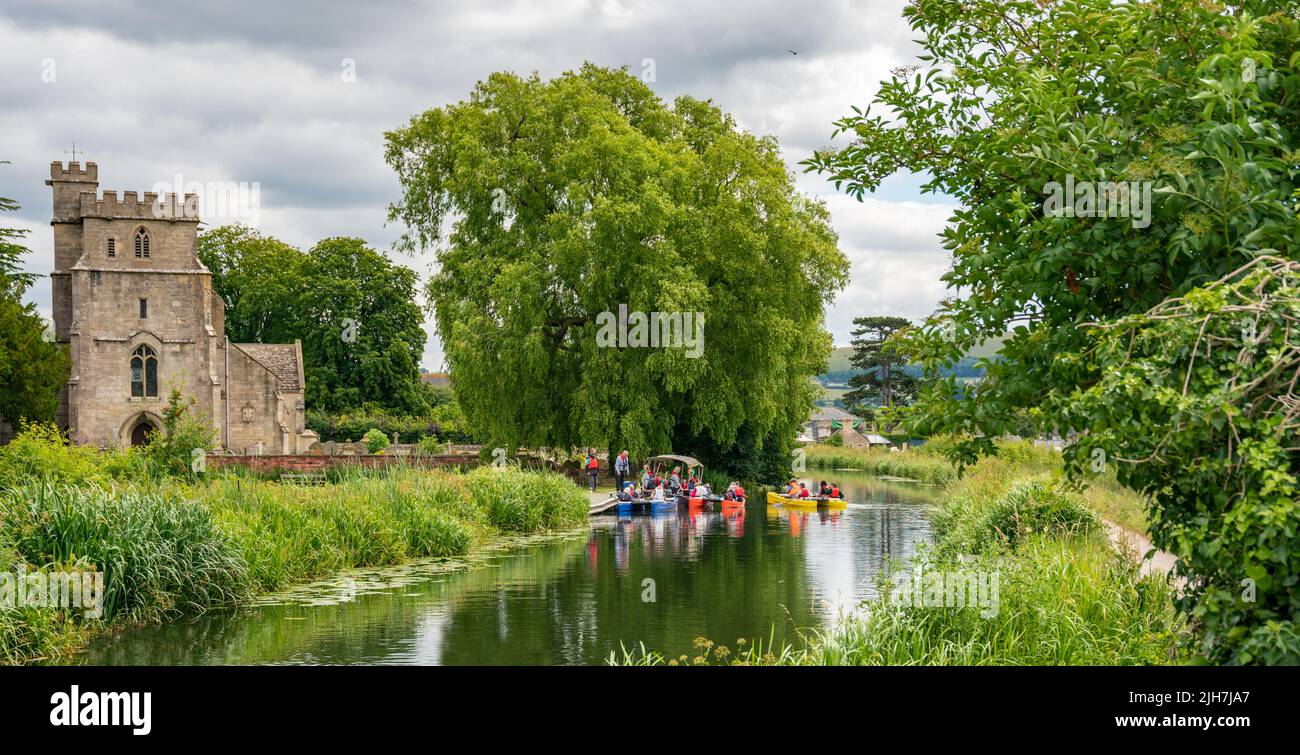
806,406,862,441
862,432,892,448
798,406,893,449
421,372,450,389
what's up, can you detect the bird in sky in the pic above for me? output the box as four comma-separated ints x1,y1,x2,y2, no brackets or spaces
788,49,799,55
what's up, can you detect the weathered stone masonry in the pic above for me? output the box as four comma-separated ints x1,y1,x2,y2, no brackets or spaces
38,161,316,453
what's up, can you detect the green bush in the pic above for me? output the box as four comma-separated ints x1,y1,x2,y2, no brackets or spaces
362,428,391,454
307,400,475,445
0,422,135,488
142,390,216,478
934,475,1099,557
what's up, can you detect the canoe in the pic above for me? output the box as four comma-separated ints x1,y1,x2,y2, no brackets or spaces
765,491,847,509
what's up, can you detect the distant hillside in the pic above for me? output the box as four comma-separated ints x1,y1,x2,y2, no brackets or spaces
816,334,1006,406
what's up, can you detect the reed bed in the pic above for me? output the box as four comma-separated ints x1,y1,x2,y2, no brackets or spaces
801,444,957,485
0,465,588,664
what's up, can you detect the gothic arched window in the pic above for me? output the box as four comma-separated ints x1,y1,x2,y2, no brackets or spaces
134,227,150,259
130,345,158,398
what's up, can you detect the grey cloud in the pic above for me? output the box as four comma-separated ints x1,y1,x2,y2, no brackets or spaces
1,0,949,366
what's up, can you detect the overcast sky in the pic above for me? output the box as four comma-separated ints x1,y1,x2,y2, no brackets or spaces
0,0,953,369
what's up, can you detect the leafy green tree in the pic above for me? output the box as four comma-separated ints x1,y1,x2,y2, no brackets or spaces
298,237,428,414
841,316,917,419
808,0,1299,662
196,225,305,345
384,64,848,464
197,226,429,414
0,169,69,426
144,388,216,478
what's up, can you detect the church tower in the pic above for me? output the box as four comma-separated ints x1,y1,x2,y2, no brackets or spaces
45,160,312,452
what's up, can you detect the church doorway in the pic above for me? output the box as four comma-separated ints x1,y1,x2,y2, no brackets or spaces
129,419,156,447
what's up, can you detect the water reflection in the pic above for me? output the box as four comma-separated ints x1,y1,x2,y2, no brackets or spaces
74,472,935,666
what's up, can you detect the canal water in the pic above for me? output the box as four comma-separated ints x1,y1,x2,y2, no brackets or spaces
74,471,936,665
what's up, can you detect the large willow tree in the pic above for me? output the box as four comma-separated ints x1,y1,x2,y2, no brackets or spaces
809,0,1299,663
385,64,848,465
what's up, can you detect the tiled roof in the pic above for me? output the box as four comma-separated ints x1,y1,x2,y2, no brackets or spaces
809,405,861,422
235,343,301,391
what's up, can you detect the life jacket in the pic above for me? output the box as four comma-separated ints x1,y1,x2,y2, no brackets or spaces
735,486,746,499
798,488,809,498
587,456,598,470
831,486,840,497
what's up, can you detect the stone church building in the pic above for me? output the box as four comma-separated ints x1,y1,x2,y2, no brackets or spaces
38,160,316,453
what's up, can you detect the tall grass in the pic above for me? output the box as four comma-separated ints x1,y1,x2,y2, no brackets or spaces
802,444,956,484
464,466,589,532
195,466,586,592
799,537,1179,666
0,484,248,623
0,464,589,664
202,472,480,591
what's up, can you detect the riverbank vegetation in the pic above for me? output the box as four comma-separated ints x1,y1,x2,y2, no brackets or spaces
803,441,1149,533
0,424,587,665
615,450,1181,666
805,0,1297,664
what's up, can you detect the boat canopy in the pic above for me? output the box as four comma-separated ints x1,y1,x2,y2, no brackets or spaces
647,454,703,469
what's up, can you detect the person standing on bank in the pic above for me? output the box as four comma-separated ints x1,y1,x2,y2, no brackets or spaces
585,449,600,492
614,450,630,491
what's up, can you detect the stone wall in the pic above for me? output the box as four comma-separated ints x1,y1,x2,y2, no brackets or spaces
68,268,217,446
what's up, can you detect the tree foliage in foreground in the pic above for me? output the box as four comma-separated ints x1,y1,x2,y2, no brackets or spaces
807,0,1299,663
384,64,848,462
197,226,430,414
0,167,69,426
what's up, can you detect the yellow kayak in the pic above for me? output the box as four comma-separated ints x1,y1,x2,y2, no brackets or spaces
766,491,847,509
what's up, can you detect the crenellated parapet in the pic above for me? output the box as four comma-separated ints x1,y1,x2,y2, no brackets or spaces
80,190,201,222
49,161,98,183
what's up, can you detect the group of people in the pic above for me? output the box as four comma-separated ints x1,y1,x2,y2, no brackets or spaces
591,451,841,505
588,454,749,504
782,479,843,499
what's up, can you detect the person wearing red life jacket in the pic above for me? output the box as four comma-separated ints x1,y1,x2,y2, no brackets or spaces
830,483,841,498
584,449,600,492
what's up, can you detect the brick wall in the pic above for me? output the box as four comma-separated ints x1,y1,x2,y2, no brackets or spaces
206,453,481,474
